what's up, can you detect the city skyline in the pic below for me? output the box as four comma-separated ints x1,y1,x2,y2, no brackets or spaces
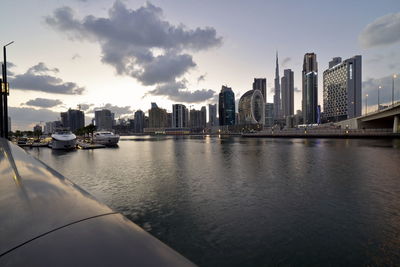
1,0,400,130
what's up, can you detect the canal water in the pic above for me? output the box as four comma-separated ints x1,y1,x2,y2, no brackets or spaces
27,137,400,266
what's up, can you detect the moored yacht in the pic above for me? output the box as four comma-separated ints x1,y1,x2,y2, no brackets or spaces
93,131,120,146
51,130,77,150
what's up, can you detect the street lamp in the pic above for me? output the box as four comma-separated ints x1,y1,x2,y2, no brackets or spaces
392,74,397,106
1,41,14,139
393,74,397,106
365,94,368,115
378,86,382,111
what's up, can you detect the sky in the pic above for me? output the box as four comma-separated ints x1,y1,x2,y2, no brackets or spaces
1,0,399,130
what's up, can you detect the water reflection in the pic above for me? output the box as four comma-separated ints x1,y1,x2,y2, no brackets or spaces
26,137,400,267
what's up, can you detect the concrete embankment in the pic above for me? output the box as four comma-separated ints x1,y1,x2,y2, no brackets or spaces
242,130,400,138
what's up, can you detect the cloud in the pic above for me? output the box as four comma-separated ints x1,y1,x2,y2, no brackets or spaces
46,1,222,86
9,107,60,130
294,87,301,93
359,12,400,48
362,75,399,106
10,62,85,94
24,98,63,108
78,103,93,111
27,62,59,74
281,57,291,68
71,54,81,60
88,103,133,117
197,73,206,83
146,80,216,103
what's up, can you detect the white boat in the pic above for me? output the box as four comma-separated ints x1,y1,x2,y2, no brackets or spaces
51,130,77,150
93,131,120,146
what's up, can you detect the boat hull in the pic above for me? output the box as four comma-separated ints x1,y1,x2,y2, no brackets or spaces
93,136,120,146
51,139,77,150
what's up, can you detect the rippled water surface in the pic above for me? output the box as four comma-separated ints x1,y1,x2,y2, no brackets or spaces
27,137,400,266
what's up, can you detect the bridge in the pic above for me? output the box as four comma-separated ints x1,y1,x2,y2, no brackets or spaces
335,102,400,133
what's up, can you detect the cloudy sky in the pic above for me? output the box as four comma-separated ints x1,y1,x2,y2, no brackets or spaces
1,0,399,130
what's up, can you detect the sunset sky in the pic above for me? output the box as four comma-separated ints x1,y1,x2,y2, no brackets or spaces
1,0,399,130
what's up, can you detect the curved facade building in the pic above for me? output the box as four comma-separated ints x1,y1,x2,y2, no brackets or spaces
238,89,265,125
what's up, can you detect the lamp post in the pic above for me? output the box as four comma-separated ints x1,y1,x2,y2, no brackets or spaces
378,86,381,111
365,94,368,115
393,74,397,106
2,41,14,139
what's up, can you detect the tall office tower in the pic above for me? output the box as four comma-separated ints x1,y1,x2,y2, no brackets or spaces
60,109,84,132
189,108,206,129
265,103,274,127
323,55,362,122
134,110,145,133
60,112,68,128
167,112,172,128
302,53,318,124
274,52,282,120
208,104,218,127
253,78,267,103
95,109,113,130
329,57,342,68
281,69,294,119
218,85,235,126
172,104,188,128
200,106,207,128
149,102,168,128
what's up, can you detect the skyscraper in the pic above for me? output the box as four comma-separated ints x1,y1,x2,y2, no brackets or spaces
60,109,84,132
172,104,189,128
208,104,218,127
323,55,362,122
274,52,281,120
218,85,235,126
281,69,294,119
134,110,145,133
189,107,206,129
253,78,267,103
95,109,113,130
265,103,274,127
149,102,168,128
302,53,318,124
200,106,207,128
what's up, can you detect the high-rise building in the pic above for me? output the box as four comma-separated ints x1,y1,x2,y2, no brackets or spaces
323,55,362,122
208,104,218,127
238,89,265,125
218,85,235,126
60,109,84,132
8,117,11,133
134,110,145,133
302,53,318,124
281,69,294,119
95,109,114,130
149,102,168,128
44,121,62,134
253,78,267,103
200,106,207,128
189,107,206,129
167,112,172,128
274,52,281,120
172,104,189,128
265,103,274,127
